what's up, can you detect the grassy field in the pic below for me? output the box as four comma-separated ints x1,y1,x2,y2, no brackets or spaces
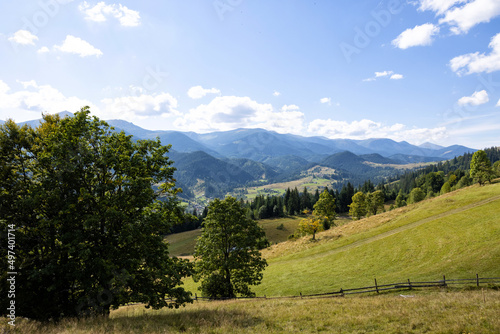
165,215,316,257
8,289,500,333
232,175,336,200
181,182,500,296
6,183,500,333
254,183,500,297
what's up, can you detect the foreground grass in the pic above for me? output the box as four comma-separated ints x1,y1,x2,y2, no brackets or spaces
7,289,500,333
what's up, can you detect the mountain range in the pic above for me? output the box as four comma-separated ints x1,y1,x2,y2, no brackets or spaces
5,112,477,200
103,118,477,199
105,119,472,162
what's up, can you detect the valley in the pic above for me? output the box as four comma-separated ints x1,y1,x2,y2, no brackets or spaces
103,117,476,207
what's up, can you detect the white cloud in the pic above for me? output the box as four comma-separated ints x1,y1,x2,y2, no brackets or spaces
390,73,404,80
0,79,182,123
392,23,440,49
439,0,500,34
79,1,141,27
0,80,96,115
307,118,447,144
375,71,393,77
449,32,500,75
457,90,489,106
364,71,404,82
174,96,305,134
417,0,466,15
497,98,500,107
187,86,221,99
273,91,281,97
54,35,103,57
102,92,179,119
281,104,300,112
8,30,38,45
320,97,331,105
37,46,50,54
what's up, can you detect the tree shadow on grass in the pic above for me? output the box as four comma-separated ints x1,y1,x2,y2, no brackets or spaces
107,308,264,333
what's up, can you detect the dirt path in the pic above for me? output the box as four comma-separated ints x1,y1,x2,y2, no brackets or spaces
313,194,500,259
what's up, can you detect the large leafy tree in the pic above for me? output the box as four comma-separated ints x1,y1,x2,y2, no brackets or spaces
349,192,367,220
0,108,192,321
366,190,385,216
298,215,325,240
408,187,425,204
470,150,495,186
313,189,336,229
193,196,268,299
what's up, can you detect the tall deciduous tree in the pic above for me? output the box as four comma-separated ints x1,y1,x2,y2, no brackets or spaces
493,160,500,177
313,189,336,229
349,192,367,220
0,108,192,321
470,150,494,186
298,215,324,240
366,190,385,216
193,197,268,299
408,187,425,204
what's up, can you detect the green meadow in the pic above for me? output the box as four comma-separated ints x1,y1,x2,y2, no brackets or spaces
7,182,500,333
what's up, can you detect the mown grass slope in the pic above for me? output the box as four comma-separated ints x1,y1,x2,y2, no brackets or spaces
252,182,500,296
179,182,500,296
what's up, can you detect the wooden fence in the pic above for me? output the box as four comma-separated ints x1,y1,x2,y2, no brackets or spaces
193,274,500,301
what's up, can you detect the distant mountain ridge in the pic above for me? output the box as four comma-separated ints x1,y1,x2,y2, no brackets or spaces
8,112,480,200
6,112,477,163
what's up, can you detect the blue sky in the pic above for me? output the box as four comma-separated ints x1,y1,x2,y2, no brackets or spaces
1,0,500,148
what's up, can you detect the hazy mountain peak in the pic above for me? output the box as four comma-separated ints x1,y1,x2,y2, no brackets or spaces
419,142,445,150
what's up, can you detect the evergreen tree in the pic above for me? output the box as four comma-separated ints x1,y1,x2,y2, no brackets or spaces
301,187,312,211
395,190,406,208
339,182,355,213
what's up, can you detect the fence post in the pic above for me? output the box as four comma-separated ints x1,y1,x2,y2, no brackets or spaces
407,278,412,290
300,292,302,299
340,288,344,297
442,275,447,287
375,278,379,293
195,293,197,301
476,274,480,287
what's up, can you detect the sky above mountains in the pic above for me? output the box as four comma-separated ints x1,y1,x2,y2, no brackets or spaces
1,0,500,149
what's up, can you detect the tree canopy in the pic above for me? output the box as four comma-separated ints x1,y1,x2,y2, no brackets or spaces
298,216,325,240
313,189,337,222
349,192,367,220
0,108,192,321
193,196,268,299
470,150,495,186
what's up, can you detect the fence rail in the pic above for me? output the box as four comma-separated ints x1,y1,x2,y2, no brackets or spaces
192,274,500,301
